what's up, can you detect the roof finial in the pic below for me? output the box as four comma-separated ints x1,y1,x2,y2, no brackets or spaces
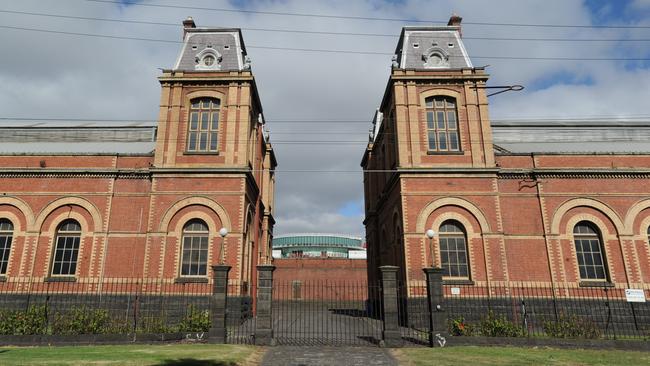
447,13,463,37
183,16,196,38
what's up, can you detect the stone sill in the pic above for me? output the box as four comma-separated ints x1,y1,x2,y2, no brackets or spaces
44,276,77,283
174,277,209,283
443,279,474,286
184,151,220,156
579,281,615,288
427,150,465,155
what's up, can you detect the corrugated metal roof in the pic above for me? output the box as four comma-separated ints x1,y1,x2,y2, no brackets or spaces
0,121,157,155
0,121,156,128
492,121,650,154
0,142,156,155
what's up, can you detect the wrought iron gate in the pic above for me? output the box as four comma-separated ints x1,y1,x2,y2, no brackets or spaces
271,280,384,346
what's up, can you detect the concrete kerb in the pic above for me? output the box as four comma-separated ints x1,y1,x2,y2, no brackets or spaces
427,335,650,352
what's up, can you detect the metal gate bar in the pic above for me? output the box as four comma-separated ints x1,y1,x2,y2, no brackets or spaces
272,280,384,346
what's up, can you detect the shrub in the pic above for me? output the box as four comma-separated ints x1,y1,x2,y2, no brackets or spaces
543,314,602,339
52,306,110,335
178,305,210,332
0,305,48,335
448,316,475,336
103,318,132,334
136,314,175,334
479,311,524,337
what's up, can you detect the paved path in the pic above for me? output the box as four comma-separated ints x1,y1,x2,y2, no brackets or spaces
260,346,398,366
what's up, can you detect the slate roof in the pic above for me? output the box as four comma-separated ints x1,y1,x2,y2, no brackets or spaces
394,26,472,70
492,120,650,154
173,28,247,72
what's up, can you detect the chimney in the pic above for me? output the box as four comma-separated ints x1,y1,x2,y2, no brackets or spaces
183,16,196,38
447,13,463,37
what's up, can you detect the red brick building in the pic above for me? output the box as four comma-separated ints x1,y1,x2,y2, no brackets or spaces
362,17,650,292
0,19,276,292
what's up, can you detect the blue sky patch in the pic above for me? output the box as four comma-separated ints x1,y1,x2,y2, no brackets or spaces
338,200,364,217
119,0,142,7
228,0,252,9
528,70,595,91
584,0,640,24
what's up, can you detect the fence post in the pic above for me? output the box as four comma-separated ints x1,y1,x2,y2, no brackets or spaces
255,265,275,346
423,267,446,346
380,265,402,347
208,265,231,344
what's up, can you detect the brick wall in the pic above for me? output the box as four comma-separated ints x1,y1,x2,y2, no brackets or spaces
273,258,368,283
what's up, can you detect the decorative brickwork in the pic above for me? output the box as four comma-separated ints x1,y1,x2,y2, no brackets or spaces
0,21,277,304
362,21,650,291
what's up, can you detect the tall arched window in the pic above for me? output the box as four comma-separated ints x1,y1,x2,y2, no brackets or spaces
573,221,608,281
187,98,220,153
52,220,81,276
425,96,460,152
0,220,13,275
181,220,209,276
439,220,469,278
647,226,650,245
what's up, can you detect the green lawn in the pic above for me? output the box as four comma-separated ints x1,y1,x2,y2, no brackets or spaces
394,346,650,366
0,344,259,365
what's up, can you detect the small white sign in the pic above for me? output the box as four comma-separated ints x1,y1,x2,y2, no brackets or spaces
348,250,367,259
451,287,461,296
625,289,646,303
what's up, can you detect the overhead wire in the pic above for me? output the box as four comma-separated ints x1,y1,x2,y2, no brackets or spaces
84,0,650,29
2,23,648,60
2,132,649,146
3,116,650,123
2,9,650,42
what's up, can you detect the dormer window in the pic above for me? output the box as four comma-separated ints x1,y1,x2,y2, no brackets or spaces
203,55,215,66
422,47,450,68
195,48,222,70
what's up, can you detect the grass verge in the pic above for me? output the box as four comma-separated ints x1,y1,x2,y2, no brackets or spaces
0,343,260,365
393,346,650,366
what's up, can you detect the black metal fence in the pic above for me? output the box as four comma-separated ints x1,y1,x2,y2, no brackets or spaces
0,278,245,337
226,281,255,344
440,283,650,340
400,283,430,345
271,280,384,346
1,273,648,346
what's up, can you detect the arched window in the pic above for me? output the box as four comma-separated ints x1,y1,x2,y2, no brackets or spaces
573,221,608,281
52,220,81,276
181,220,209,276
647,226,650,244
425,96,460,152
0,220,13,275
439,220,469,278
187,98,220,153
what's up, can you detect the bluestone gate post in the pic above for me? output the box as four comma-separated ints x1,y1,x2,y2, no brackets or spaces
208,264,231,343
423,267,446,346
255,265,276,345
380,265,402,347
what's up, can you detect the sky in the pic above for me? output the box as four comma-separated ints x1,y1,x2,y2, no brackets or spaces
1,0,649,238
